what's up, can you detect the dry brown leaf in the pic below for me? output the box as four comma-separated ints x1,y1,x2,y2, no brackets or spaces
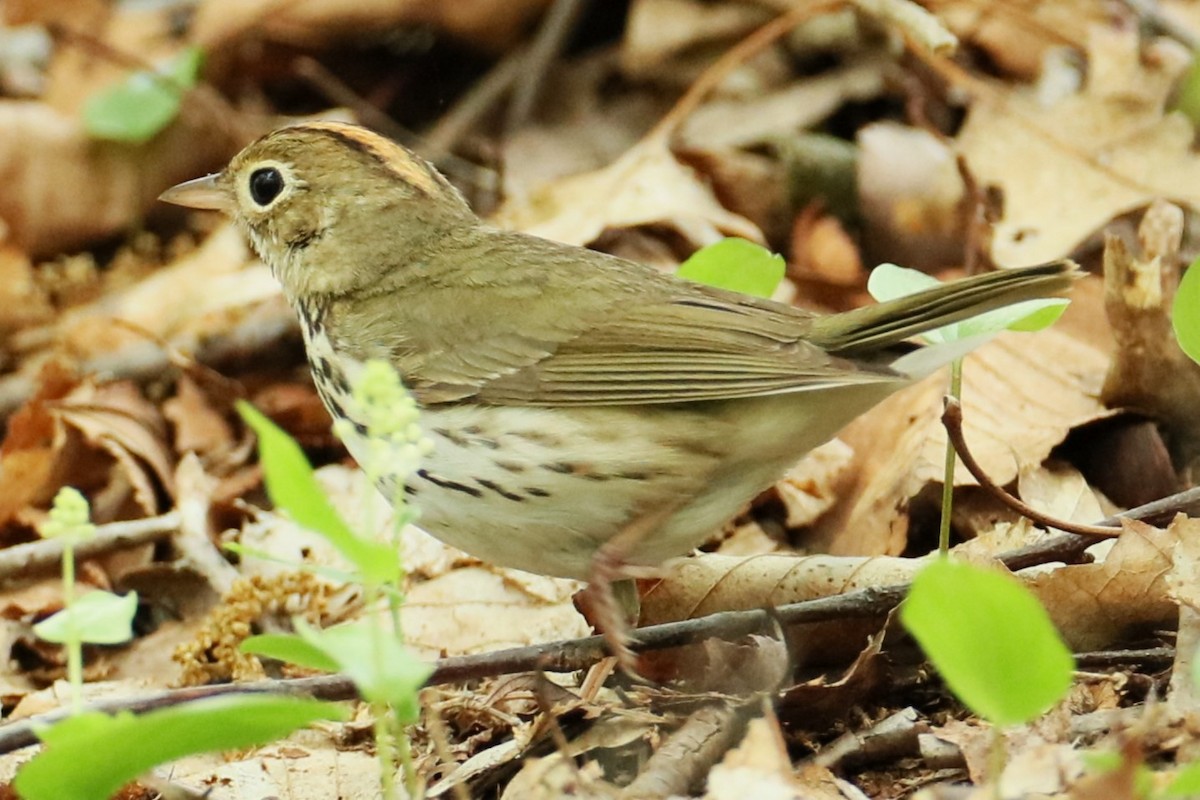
927,0,1105,79
679,57,888,150
772,438,854,529
1016,460,1108,525
171,733,383,800
162,374,236,460
956,26,1199,267
644,517,1178,668
238,463,589,658
1067,739,1144,800
499,52,667,200
640,551,918,665
0,244,51,333
493,135,764,251
40,4,179,114
1025,517,1180,652
0,99,242,257
706,714,831,800
806,325,1111,556
857,122,967,269
498,755,615,800
54,380,175,514
789,207,864,286
682,147,792,244
1168,525,1200,717
404,567,588,658
192,0,552,52
622,0,770,82
778,629,890,731
51,224,272,359
0,362,79,529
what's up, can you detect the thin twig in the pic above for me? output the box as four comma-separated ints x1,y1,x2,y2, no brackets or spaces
291,56,498,190
423,45,529,156
647,0,845,145
941,396,1124,537
3,483,1195,757
0,512,180,586
5,464,1197,753
505,0,590,133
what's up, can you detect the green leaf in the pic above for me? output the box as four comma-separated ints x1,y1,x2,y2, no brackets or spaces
241,633,341,673
83,47,203,143
237,400,399,584
14,696,344,800
1173,258,1200,366
1172,57,1200,127
292,619,432,718
868,263,1069,343
1166,760,1200,796
900,558,1073,726
866,262,941,301
33,591,137,645
677,238,785,298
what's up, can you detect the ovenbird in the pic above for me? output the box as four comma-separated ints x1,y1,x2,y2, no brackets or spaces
161,122,1076,641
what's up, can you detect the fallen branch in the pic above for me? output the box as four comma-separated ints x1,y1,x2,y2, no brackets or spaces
0,512,180,586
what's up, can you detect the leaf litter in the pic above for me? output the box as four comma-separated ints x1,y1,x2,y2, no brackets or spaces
2,0,1200,797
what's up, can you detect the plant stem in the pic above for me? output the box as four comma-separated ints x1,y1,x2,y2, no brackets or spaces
373,699,399,800
988,725,1007,800
938,359,965,556
61,540,83,715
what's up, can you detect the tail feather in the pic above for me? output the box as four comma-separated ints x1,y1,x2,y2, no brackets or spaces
807,260,1080,355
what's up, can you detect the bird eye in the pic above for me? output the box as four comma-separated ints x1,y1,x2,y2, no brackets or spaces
248,167,284,206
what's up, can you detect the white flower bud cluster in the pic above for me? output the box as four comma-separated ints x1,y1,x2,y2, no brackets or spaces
333,359,433,487
41,486,96,543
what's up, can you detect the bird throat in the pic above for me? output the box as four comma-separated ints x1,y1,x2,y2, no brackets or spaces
296,300,367,439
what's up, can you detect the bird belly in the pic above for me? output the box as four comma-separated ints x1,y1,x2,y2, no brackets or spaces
304,323,909,579
397,403,724,579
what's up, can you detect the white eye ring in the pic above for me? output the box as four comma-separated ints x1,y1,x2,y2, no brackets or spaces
238,160,297,211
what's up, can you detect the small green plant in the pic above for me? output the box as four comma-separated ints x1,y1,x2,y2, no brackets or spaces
901,559,1073,726
14,696,344,800
901,559,1073,789
15,488,345,800
84,46,204,143
239,359,433,799
1172,59,1200,129
868,263,1069,554
1172,256,1200,365
677,237,786,297
32,488,138,714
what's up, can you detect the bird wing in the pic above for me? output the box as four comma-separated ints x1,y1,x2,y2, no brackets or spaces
472,292,903,406
333,231,904,407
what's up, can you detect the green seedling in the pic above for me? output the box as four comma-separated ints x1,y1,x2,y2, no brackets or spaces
677,237,786,298
84,47,203,143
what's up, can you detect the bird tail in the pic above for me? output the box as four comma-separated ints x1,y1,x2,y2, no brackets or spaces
806,260,1080,357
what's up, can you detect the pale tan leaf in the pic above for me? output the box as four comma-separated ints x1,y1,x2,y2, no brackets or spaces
957,27,1200,266
1017,461,1107,525
807,325,1111,556
707,715,828,800
0,101,240,257
1024,518,1180,652
54,381,175,512
493,136,763,250
773,438,854,529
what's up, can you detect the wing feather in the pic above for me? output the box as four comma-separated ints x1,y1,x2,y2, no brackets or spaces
336,231,904,407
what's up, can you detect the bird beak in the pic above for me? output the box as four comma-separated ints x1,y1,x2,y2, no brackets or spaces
159,173,230,211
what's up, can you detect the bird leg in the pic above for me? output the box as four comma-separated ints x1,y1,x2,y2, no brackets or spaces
582,501,681,675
